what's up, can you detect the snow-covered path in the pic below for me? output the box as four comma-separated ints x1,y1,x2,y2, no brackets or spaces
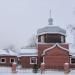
0,71,74,75
0,71,65,75
0,67,75,75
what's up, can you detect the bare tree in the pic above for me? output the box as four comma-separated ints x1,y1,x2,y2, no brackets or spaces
22,35,37,49
67,24,75,46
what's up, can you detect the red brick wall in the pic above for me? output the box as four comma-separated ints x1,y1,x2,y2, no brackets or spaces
70,64,75,68
38,43,69,56
38,43,69,69
44,56,69,69
44,46,69,69
20,56,37,68
0,56,17,66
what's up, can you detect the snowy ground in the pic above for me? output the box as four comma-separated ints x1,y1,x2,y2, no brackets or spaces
0,67,75,75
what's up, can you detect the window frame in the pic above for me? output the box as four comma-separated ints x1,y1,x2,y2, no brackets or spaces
0,58,6,63
70,57,75,64
30,57,37,64
10,58,15,63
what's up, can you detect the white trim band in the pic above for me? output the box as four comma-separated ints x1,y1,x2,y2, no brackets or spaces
42,43,69,55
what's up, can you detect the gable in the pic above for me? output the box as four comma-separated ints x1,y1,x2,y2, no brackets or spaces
45,46,69,56
42,43,69,56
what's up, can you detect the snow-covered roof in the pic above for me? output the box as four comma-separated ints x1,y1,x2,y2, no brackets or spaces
8,49,18,56
0,49,17,56
0,49,8,55
37,26,66,36
0,48,38,57
18,48,38,56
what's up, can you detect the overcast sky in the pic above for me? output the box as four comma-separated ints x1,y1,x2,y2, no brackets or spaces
0,0,75,48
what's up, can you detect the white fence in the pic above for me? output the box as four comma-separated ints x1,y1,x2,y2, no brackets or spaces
0,67,11,73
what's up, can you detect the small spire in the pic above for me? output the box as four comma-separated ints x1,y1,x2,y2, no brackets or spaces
48,9,53,25
50,9,51,18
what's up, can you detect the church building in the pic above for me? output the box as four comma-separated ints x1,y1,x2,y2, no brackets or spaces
0,10,75,69
37,10,70,69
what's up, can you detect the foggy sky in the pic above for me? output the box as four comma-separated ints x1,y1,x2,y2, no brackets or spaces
0,0,75,48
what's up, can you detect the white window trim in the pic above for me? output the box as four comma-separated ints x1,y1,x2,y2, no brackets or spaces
10,58,15,63
30,57,37,64
0,58,6,63
43,57,45,63
61,36,64,43
70,58,71,64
